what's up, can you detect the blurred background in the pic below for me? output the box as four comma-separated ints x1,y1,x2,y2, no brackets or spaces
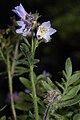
0,0,80,116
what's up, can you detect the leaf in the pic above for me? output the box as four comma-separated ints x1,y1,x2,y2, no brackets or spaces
73,114,80,120
29,111,34,119
42,80,52,90
59,94,80,107
15,102,32,111
32,38,39,53
0,105,7,112
68,72,80,86
55,81,64,90
20,43,29,54
37,74,46,81
47,77,57,89
52,113,65,120
61,84,80,101
17,115,27,120
22,60,30,66
0,116,6,120
19,77,31,90
62,86,72,95
32,59,40,65
65,58,72,79
27,52,34,65
16,53,22,60
19,92,32,101
14,66,29,76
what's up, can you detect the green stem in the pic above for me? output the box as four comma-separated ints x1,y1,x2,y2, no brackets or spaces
30,65,39,120
11,41,19,79
7,53,17,120
0,48,6,63
23,37,30,47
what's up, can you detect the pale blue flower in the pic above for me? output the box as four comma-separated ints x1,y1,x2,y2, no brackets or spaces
37,21,57,42
24,89,31,93
43,70,50,77
12,4,34,36
12,3,34,21
6,92,19,104
16,20,32,36
12,3,27,20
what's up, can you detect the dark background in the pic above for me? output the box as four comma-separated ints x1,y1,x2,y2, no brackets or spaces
0,0,80,81
0,0,80,112
0,0,80,80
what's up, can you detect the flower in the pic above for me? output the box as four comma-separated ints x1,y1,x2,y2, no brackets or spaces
12,3,34,21
6,92,20,104
12,3,35,36
12,3,27,20
16,20,32,36
37,21,57,42
42,70,50,77
24,89,31,93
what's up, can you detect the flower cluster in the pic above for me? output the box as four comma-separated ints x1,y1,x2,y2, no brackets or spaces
12,3,57,42
12,3,34,36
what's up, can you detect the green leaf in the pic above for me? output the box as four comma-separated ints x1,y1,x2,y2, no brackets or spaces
19,92,32,102
16,53,22,60
42,81,51,90
68,72,80,86
65,58,72,79
37,74,46,81
59,94,80,107
41,77,57,91
17,115,27,120
27,52,34,65
20,43,29,54
47,77,57,89
52,113,65,120
61,84,80,101
55,81,64,90
14,66,29,76
65,111,73,118
0,116,6,120
29,111,34,119
19,77,31,90
15,102,32,111
22,60,30,66
32,38,39,53
73,114,80,120
32,59,40,65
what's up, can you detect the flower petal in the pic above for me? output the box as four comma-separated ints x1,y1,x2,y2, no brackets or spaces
12,3,27,19
42,21,51,28
42,34,51,42
23,31,29,36
16,28,23,33
16,20,24,26
47,28,57,35
37,21,57,42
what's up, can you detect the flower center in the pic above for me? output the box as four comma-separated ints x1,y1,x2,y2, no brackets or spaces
40,27,46,34
25,16,29,20
23,23,31,32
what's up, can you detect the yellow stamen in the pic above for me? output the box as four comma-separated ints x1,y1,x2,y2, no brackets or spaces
40,27,46,34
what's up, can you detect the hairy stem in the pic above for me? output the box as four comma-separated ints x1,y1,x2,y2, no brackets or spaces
30,65,39,120
7,53,17,120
